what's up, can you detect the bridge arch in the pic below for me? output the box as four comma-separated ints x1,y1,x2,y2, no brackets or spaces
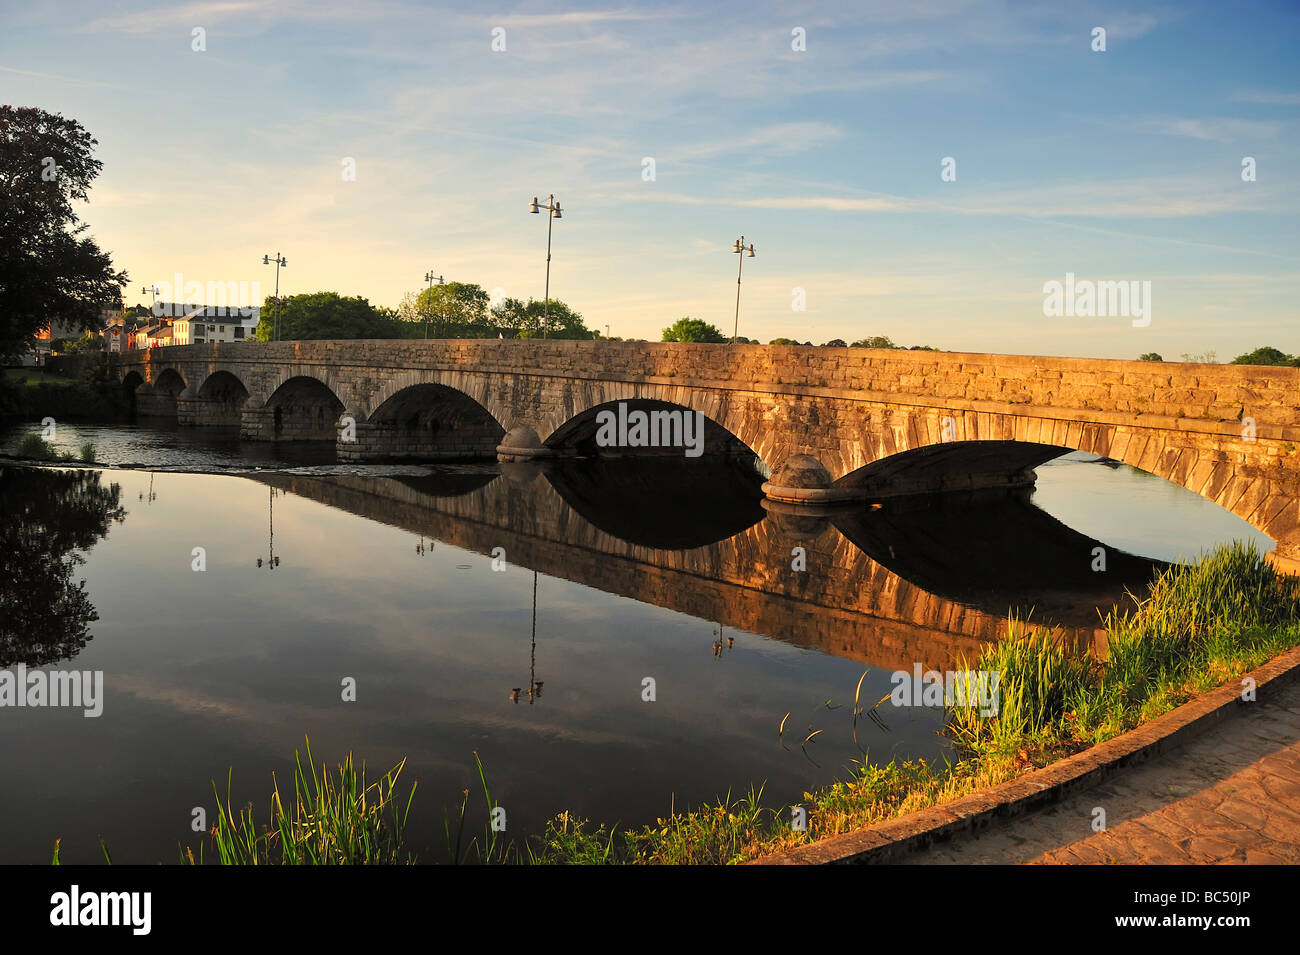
807,408,1292,561
252,375,345,441
350,382,506,461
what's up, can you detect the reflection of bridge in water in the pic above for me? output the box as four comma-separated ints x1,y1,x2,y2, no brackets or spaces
253,460,1163,672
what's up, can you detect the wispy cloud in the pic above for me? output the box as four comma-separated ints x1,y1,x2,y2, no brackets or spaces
1136,116,1281,142
1232,89,1300,105
0,65,126,89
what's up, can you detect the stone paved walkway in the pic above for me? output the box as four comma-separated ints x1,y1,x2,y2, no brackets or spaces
902,679,1300,864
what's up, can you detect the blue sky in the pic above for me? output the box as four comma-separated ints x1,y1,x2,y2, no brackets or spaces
2,0,1296,358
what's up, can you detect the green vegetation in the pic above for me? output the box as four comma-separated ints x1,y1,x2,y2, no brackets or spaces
662,316,727,343
0,106,129,362
10,433,95,462
0,360,129,420
182,738,417,865
531,541,1300,863
1138,352,1163,362
1230,346,1300,367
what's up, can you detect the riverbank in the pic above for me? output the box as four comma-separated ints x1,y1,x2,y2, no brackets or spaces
0,363,131,423
62,540,1297,864
524,542,1300,863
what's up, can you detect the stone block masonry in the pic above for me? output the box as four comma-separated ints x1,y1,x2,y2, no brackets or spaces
109,341,1300,569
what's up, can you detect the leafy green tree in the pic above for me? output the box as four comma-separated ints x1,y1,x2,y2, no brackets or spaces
0,106,128,360
254,292,391,341
415,282,492,335
1231,346,1297,367
851,335,897,349
823,338,847,347
504,298,594,340
768,337,801,346
663,317,726,343
1138,352,1163,361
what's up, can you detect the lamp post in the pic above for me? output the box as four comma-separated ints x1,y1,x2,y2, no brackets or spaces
423,270,444,339
731,236,755,345
261,252,287,341
527,194,563,339
140,284,158,315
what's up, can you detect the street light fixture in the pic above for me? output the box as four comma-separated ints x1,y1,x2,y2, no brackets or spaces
423,270,444,340
731,236,755,345
261,252,287,341
528,194,563,339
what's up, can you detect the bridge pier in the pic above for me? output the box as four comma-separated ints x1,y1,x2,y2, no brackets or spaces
496,424,555,463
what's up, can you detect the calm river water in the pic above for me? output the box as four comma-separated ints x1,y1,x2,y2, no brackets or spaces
0,421,1275,862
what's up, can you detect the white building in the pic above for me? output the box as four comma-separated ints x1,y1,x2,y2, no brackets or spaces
172,307,260,345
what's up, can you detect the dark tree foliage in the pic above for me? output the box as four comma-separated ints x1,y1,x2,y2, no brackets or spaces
0,467,125,666
1230,346,1298,367
254,291,393,341
0,106,128,360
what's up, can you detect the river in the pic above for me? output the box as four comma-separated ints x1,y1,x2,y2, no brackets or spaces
0,420,1275,862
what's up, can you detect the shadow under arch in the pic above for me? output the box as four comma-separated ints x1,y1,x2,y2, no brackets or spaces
834,440,1071,497
544,397,762,463
197,369,250,404
264,375,345,440
364,382,506,461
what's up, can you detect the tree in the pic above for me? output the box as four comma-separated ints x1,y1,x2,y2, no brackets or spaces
1180,350,1218,364
415,281,492,336
662,317,726,343
1231,346,1297,367
253,292,391,341
0,106,128,360
1138,353,1163,361
509,298,594,340
852,335,897,349
823,339,847,348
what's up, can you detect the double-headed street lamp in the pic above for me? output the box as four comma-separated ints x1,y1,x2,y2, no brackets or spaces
731,236,755,345
423,269,444,340
527,194,563,339
261,252,287,341
140,284,158,315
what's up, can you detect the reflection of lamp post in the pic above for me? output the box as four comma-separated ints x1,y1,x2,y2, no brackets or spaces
415,535,432,556
730,236,755,345
261,252,288,341
510,571,545,704
527,194,563,339
138,471,157,504
256,486,281,569
422,271,444,339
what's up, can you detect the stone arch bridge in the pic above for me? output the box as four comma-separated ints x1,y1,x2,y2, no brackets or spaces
108,340,1300,569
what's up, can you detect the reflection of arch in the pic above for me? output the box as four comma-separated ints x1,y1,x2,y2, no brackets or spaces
544,398,760,463
365,383,505,460
544,457,765,549
829,486,1164,626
